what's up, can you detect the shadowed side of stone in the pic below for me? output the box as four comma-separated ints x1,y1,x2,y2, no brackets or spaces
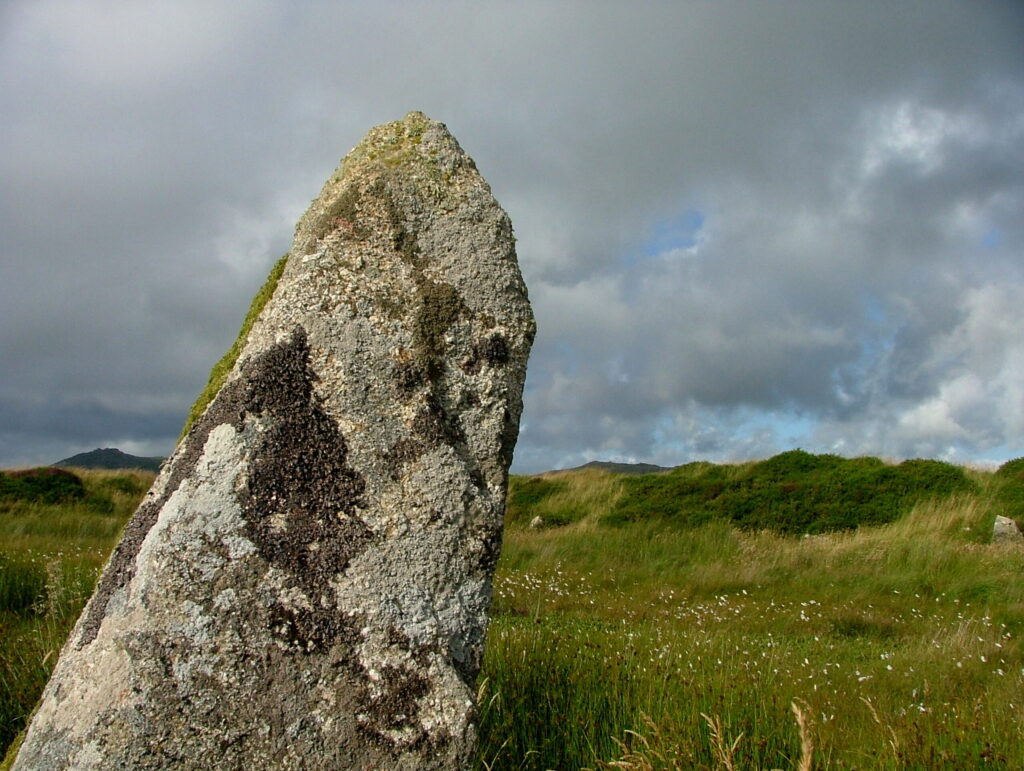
13,112,534,770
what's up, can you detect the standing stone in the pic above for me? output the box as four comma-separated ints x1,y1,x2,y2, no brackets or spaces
13,112,534,770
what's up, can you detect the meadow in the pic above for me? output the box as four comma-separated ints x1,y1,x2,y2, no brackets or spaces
2,455,1023,769
0,468,154,761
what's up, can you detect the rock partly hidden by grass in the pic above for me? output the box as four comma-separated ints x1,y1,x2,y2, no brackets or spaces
994,456,1024,531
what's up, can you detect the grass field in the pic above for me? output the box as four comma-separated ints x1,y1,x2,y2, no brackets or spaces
2,456,1023,768
0,468,154,758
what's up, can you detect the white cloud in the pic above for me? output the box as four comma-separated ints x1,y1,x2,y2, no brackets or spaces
861,101,986,176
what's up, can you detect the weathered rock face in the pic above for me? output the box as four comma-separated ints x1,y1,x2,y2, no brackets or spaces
992,515,1024,545
13,112,534,770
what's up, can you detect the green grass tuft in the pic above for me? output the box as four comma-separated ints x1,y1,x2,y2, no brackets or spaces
179,254,289,439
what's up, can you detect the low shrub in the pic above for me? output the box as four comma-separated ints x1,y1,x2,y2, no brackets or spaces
505,476,568,527
996,457,1024,479
0,469,85,506
96,474,149,497
605,451,977,534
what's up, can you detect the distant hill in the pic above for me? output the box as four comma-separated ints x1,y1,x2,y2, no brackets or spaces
54,448,164,472
555,460,673,476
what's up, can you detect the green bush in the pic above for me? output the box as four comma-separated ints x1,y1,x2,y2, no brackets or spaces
996,457,1024,479
96,475,148,497
605,451,977,534
83,493,115,515
0,469,85,506
602,461,728,527
993,457,1024,527
505,476,567,526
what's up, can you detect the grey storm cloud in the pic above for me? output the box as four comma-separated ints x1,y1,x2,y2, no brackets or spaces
1,0,1022,472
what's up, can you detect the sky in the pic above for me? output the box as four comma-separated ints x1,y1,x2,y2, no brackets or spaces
1,1,1022,474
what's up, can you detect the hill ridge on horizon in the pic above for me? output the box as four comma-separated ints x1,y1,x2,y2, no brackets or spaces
550,460,673,476
52,447,164,472
540,450,1016,478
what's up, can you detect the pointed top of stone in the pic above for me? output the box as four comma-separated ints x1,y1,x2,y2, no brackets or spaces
294,111,485,258
13,113,533,770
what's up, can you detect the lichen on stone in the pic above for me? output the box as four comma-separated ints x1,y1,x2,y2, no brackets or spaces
13,112,533,771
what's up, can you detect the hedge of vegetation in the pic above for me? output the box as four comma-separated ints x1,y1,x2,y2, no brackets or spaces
0,469,85,505
508,451,981,535
606,450,978,533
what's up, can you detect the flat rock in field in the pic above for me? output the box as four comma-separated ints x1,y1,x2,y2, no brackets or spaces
13,111,534,770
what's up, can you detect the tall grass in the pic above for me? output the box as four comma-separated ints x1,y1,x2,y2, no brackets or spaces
0,468,150,754
479,462,1024,769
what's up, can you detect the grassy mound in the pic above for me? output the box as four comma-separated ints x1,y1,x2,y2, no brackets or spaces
506,469,623,528
483,463,1022,768
0,469,85,505
524,448,978,532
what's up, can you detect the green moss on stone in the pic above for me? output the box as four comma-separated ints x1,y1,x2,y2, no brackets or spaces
179,254,289,440
414,279,466,360
0,728,24,770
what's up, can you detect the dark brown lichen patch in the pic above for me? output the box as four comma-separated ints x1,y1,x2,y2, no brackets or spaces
412,394,465,448
117,628,378,768
382,438,425,481
384,625,443,669
497,406,521,473
78,501,159,647
309,184,367,249
461,332,510,374
80,328,371,654
369,177,422,266
474,526,504,578
357,664,431,748
392,358,428,397
235,327,370,651
414,279,467,363
268,603,360,653
394,227,419,264
369,174,470,386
